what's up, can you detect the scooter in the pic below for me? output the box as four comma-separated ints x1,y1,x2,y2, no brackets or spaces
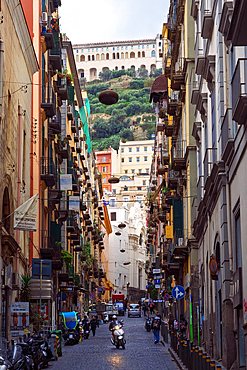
145,317,152,332
65,330,80,345
110,322,126,349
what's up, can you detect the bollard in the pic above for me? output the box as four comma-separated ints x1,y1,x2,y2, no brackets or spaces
202,352,207,370
216,366,222,369
182,339,187,366
192,346,195,370
194,346,199,370
178,335,183,359
210,360,216,369
164,324,169,343
198,348,203,368
206,356,211,370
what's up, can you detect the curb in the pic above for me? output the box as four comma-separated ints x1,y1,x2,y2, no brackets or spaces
168,347,187,370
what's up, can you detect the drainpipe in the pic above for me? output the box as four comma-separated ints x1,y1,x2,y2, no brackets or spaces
17,105,23,245
0,39,4,338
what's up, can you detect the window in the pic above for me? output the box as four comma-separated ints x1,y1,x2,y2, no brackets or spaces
137,187,142,191
152,147,154,151
124,186,128,191
132,169,135,173
144,147,147,151
138,169,142,174
92,55,95,61
103,166,106,172
138,45,140,49
88,49,90,52
112,189,116,194
92,49,94,52
96,48,98,52
107,47,109,51
151,50,155,57
103,157,106,162
126,46,128,50
102,48,104,51
113,47,115,50
103,177,106,183
147,45,149,48
146,168,149,174
121,148,124,153
123,197,129,203
142,45,144,49
131,46,133,49
110,199,116,207
76,50,78,53
117,47,119,50
129,157,132,162
144,156,147,161
153,45,155,48
137,196,143,206
159,42,161,47
137,157,140,162
143,180,146,185
125,170,128,174
136,147,140,152
111,212,116,221
88,55,91,61
121,47,123,50
122,158,124,163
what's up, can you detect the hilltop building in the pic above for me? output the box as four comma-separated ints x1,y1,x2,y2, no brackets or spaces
73,37,163,81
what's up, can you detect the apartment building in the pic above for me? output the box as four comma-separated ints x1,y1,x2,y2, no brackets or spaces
73,37,163,81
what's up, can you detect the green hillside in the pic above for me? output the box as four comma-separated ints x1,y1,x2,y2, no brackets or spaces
80,68,161,151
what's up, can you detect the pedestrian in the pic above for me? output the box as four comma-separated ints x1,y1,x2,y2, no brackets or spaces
143,303,147,316
151,314,161,344
174,319,179,330
149,301,154,314
124,298,128,312
180,315,187,336
90,315,97,336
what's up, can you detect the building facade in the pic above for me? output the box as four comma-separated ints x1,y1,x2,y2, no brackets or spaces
73,37,163,81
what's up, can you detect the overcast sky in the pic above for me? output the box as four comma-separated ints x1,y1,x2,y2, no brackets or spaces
59,0,169,45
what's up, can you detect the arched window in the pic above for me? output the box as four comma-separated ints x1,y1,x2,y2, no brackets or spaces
102,67,109,72
125,52,128,58
106,53,109,60
101,54,105,60
115,66,118,70
78,69,84,77
113,53,116,59
138,51,141,58
76,55,79,62
80,55,85,62
131,65,135,70
121,52,124,59
151,50,155,57
121,66,125,70
89,68,97,80
96,54,100,61
140,64,146,69
103,177,106,183
142,51,145,57
88,55,91,61
117,52,120,59
139,233,142,246
92,55,95,61
124,186,128,191
130,52,135,58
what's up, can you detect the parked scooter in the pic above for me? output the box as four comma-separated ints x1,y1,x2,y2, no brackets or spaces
110,321,126,349
145,317,152,332
65,329,80,345
83,321,90,339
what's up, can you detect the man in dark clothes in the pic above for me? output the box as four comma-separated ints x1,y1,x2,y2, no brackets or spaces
90,315,97,336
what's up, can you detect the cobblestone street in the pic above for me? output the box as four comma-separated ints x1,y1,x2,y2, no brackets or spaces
50,316,179,370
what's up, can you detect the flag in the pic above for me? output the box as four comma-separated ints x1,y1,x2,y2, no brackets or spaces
103,200,109,206
14,193,38,231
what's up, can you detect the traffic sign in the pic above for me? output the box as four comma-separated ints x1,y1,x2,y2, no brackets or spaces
164,293,169,301
155,275,163,279
60,286,74,292
155,284,161,289
90,292,95,299
153,269,161,274
172,285,185,300
155,279,161,284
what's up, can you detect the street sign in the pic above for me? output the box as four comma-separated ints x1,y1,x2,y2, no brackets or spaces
172,285,185,300
153,269,161,274
60,286,74,292
155,279,161,284
90,292,95,299
146,285,150,289
155,284,161,289
155,275,163,279
164,293,169,301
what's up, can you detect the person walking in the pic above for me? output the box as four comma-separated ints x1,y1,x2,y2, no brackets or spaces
151,314,161,344
90,315,97,336
149,301,154,315
143,303,147,317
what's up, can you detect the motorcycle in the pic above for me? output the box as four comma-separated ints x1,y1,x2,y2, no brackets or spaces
145,317,152,332
110,322,126,349
65,330,80,345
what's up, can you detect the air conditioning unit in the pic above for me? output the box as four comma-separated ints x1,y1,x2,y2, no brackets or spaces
41,12,48,25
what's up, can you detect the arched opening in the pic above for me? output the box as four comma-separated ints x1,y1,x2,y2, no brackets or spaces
2,187,11,233
101,54,105,60
125,52,128,59
142,51,145,57
117,53,120,59
121,66,125,70
151,50,155,57
113,53,116,59
80,55,85,62
121,52,124,59
140,64,146,69
115,66,118,70
88,55,91,61
138,51,141,58
89,68,97,80
78,69,84,78
106,53,109,60
92,55,95,61
76,55,79,62
131,65,135,70
130,52,135,58
150,64,156,72
102,67,109,72
96,54,100,61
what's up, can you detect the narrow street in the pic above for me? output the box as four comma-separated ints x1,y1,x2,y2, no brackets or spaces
50,316,179,370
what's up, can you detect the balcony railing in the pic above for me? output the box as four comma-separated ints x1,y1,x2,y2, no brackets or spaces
232,58,247,124
203,148,217,185
201,0,213,39
197,175,204,205
49,29,61,71
41,87,56,118
41,157,58,187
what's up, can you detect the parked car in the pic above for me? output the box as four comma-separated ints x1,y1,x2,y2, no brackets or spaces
128,304,141,318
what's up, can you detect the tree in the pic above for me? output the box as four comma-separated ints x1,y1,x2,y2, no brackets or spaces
92,118,110,139
144,77,155,87
137,68,148,78
19,275,32,302
99,69,112,81
119,128,134,141
150,68,162,78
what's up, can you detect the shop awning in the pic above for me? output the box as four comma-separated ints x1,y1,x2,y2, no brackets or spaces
149,74,168,103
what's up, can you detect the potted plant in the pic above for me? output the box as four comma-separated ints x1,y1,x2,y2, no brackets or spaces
61,249,73,268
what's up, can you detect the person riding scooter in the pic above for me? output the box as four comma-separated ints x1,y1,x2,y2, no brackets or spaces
109,315,122,343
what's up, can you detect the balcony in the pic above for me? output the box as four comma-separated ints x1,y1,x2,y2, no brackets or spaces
219,1,233,47
197,175,204,205
227,0,247,46
71,120,77,133
49,30,61,71
168,169,180,190
41,88,56,118
167,93,179,116
221,108,234,163
171,140,186,171
190,71,199,105
55,209,68,225
203,148,217,187
67,215,79,233
157,123,165,132
201,2,214,40
41,31,54,50
41,157,57,187
171,60,185,91
164,123,174,137
57,76,69,100
49,108,61,134
191,0,199,20
232,58,247,124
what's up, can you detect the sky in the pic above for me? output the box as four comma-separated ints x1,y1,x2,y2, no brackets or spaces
59,0,170,45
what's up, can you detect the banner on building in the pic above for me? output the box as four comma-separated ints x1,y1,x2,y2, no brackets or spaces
14,193,38,231
60,174,72,190
69,196,80,210
11,302,29,338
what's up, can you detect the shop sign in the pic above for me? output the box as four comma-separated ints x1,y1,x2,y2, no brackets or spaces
11,302,29,338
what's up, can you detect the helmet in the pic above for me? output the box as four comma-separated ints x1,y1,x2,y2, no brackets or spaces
112,315,117,319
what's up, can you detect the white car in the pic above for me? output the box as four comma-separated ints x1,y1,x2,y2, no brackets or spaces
128,304,141,317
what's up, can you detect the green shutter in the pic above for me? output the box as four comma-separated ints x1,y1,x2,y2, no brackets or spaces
173,199,183,237
68,86,75,105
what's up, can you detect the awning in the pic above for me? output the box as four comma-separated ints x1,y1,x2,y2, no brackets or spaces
79,106,92,154
150,182,163,202
103,204,112,235
149,74,168,103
